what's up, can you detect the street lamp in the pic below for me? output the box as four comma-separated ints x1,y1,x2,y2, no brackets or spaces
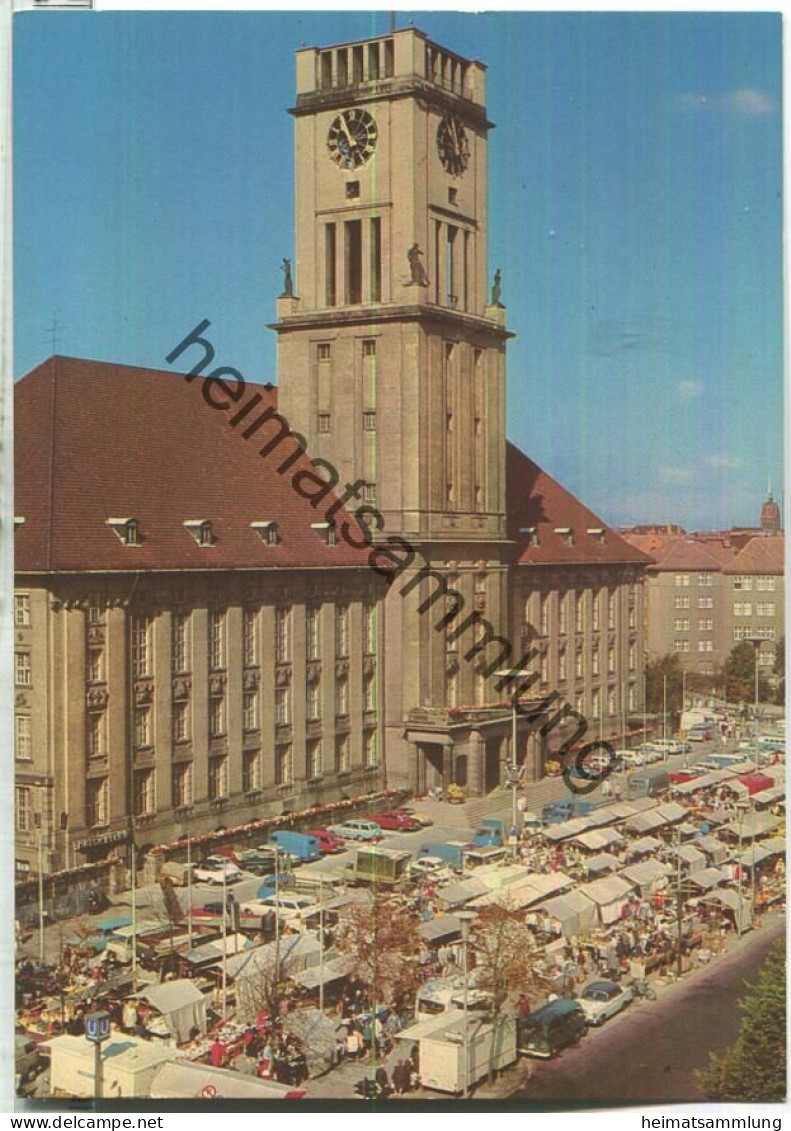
494,670,533,856
456,910,477,1099
745,638,762,733
735,797,752,938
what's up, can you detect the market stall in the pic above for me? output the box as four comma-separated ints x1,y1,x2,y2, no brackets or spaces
579,875,635,925
534,889,598,940
132,980,208,1044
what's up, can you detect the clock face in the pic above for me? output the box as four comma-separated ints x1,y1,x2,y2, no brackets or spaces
437,114,470,176
327,109,378,170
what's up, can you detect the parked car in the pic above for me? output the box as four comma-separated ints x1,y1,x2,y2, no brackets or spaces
517,1000,588,1058
327,819,384,842
578,980,633,1026
267,830,323,863
255,893,318,916
408,856,453,883
616,751,644,769
305,828,346,854
393,807,434,828
688,727,713,742
15,1033,48,1091
239,848,280,875
193,856,243,885
370,811,423,832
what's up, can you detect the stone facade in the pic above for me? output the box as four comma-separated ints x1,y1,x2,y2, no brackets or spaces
13,573,382,875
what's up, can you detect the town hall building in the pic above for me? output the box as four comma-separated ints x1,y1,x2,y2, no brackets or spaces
14,27,649,875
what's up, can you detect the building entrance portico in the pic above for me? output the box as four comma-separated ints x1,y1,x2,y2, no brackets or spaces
406,707,544,798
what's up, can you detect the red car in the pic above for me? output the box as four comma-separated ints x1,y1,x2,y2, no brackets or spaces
370,811,423,832
305,828,346,854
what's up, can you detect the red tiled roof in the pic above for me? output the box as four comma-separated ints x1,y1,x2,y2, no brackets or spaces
722,535,785,576
506,444,651,567
642,537,733,573
15,357,374,573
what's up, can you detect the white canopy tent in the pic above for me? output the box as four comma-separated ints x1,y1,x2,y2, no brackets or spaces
132,980,208,1045
620,859,671,892
579,875,635,925
535,889,599,940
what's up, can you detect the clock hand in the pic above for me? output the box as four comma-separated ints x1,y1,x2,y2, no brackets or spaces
339,115,357,148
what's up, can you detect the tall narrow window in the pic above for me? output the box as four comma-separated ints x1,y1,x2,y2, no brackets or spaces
325,224,336,307
243,608,258,666
352,45,364,83
243,751,262,793
275,607,292,664
434,220,441,304
172,613,190,673
345,220,362,304
336,49,348,87
446,225,457,307
209,609,225,671
15,594,30,627
368,42,379,80
383,39,394,77
173,763,193,808
208,757,228,800
209,695,225,737
243,690,259,731
15,716,31,761
131,616,151,678
336,604,349,657
370,217,381,302
306,605,320,661
134,707,151,748
320,51,332,90
364,602,376,654
173,701,189,742
463,230,471,311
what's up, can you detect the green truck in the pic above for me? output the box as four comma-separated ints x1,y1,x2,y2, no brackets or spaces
347,846,412,887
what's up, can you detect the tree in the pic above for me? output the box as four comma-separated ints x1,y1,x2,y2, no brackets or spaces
773,636,785,705
468,904,553,1082
722,642,771,707
696,941,785,1101
645,654,683,715
334,892,422,1051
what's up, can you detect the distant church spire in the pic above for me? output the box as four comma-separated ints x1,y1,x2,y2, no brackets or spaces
761,479,781,534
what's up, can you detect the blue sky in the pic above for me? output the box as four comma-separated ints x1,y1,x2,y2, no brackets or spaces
13,11,783,531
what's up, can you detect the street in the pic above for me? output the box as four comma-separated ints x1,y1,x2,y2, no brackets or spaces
510,913,785,1104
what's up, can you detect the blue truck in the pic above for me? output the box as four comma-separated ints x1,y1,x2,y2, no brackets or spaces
541,799,594,825
266,830,322,863
471,818,506,847
417,841,469,872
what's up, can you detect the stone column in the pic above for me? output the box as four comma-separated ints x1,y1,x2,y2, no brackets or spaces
468,731,484,796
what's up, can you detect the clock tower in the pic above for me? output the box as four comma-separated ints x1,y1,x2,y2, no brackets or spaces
276,28,516,792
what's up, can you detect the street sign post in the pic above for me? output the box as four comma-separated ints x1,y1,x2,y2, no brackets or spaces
85,1010,111,1099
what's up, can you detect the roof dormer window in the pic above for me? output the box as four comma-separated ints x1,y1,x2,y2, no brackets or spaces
250,521,279,547
14,516,25,528
184,519,214,547
311,521,336,547
587,527,606,545
519,526,539,547
555,527,574,547
106,517,141,546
